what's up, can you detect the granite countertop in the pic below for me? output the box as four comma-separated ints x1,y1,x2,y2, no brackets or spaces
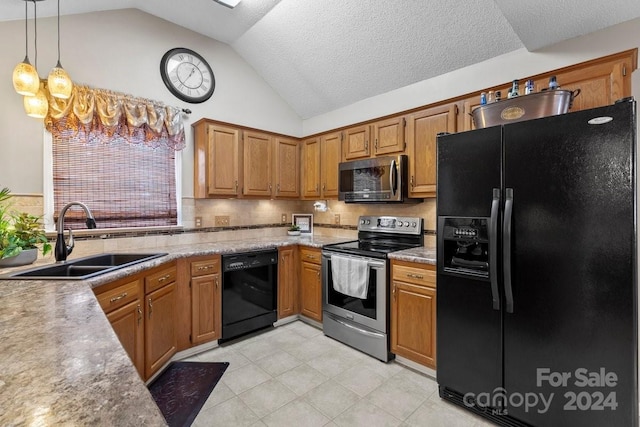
0,234,351,426
388,245,437,265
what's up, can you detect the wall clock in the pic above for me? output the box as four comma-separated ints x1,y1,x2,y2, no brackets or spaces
160,47,215,103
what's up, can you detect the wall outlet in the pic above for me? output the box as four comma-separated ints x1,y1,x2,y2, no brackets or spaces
195,216,202,228
215,215,230,227
334,214,340,225
281,213,287,223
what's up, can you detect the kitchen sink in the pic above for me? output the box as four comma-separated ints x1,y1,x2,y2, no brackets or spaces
1,253,168,280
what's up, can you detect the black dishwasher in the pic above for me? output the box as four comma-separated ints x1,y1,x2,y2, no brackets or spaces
221,249,278,342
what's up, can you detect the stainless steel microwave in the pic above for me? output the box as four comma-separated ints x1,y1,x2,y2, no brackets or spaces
338,155,420,203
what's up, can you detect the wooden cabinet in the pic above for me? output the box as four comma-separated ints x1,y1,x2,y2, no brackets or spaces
299,247,322,322
144,264,178,380
301,132,342,199
406,103,457,198
96,278,144,378
94,261,178,381
274,137,300,198
194,122,241,198
391,261,437,368
243,131,273,197
372,116,406,156
190,256,221,345
461,49,637,131
343,124,371,160
278,246,298,319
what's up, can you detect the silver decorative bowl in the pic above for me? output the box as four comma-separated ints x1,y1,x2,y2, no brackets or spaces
471,89,581,129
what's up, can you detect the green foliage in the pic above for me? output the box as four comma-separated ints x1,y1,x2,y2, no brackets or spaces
288,224,301,231
0,187,51,259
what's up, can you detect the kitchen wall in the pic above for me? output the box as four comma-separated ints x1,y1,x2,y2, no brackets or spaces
2,11,639,239
0,9,301,196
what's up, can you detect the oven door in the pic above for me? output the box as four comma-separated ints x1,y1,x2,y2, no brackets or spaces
321,251,387,332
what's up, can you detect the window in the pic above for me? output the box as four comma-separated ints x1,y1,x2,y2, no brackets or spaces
51,124,178,229
44,86,185,231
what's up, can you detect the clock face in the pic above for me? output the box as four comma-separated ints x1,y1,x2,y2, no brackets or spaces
160,48,215,103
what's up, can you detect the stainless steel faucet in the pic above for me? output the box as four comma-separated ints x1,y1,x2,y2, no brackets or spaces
55,202,97,262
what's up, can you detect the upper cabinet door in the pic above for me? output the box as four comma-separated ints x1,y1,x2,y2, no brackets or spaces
243,131,273,197
321,132,341,198
274,137,300,198
406,103,457,198
195,123,240,198
301,137,321,198
373,116,406,156
343,124,371,160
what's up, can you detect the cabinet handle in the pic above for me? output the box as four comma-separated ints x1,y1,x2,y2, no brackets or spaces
317,270,320,277
277,183,280,193
158,274,172,283
306,254,315,259
269,183,272,191
410,175,415,188
109,292,127,303
375,138,378,151
393,285,396,300
407,273,424,279
148,298,153,318
235,180,238,194
315,184,319,192
137,304,142,325
365,140,369,150
322,183,326,191
197,265,213,271
215,278,219,289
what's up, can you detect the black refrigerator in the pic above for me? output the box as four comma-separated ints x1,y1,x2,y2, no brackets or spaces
436,99,638,427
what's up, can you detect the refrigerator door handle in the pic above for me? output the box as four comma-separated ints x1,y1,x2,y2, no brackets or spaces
489,188,501,310
504,188,514,313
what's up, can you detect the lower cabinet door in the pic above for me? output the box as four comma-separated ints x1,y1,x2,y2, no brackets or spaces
107,299,144,379
300,261,322,322
278,246,298,319
145,282,177,379
191,273,220,344
391,280,436,368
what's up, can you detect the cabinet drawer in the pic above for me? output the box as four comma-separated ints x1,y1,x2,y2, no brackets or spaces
96,279,141,313
191,258,220,277
392,263,436,288
145,265,177,294
299,247,321,264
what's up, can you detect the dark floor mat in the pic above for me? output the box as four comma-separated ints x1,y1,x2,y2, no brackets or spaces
148,361,229,427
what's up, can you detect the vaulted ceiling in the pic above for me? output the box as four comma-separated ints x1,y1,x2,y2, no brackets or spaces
3,0,640,119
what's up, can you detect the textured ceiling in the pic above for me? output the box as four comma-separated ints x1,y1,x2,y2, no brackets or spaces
2,0,640,119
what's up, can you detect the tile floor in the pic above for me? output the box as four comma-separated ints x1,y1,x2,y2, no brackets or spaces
187,320,495,427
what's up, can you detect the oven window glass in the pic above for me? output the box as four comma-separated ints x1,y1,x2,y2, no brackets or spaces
340,165,392,193
326,264,377,319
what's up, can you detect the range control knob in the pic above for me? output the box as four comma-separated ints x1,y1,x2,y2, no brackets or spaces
397,221,404,227
412,222,417,227
361,220,366,225
366,220,371,225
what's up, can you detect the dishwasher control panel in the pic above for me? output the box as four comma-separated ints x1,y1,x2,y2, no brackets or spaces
222,249,278,272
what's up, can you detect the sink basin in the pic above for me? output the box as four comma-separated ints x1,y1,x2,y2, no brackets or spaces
1,253,168,280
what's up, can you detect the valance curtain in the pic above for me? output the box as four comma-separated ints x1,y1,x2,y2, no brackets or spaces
44,85,185,150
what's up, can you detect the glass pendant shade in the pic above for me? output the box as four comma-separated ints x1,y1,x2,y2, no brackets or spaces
13,57,40,96
24,84,49,119
47,61,72,99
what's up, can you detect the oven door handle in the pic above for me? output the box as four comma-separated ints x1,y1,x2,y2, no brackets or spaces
389,159,397,196
332,316,385,338
322,252,386,269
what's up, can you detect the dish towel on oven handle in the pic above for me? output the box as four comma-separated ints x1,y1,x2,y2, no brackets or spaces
330,254,370,299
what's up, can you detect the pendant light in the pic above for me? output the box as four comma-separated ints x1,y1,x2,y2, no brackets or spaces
23,0,48,119
12,0,39,96
47,0,72,99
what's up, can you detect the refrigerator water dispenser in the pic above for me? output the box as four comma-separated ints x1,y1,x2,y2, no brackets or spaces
439,217,490,279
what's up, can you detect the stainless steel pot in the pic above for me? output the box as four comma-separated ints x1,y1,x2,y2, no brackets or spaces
471,89,581,128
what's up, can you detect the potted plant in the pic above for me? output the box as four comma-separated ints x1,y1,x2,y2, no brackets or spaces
0,187,51,267
287,224,301,236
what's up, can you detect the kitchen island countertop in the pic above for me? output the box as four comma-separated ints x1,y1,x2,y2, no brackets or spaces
0,234,351,426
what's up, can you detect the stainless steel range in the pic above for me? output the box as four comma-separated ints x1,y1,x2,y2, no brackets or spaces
321,215,424,361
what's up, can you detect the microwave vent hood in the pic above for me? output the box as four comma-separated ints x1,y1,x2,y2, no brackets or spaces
338,155,422,204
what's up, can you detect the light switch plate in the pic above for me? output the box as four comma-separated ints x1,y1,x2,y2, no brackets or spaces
281,213,287,223
195,216,202,227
